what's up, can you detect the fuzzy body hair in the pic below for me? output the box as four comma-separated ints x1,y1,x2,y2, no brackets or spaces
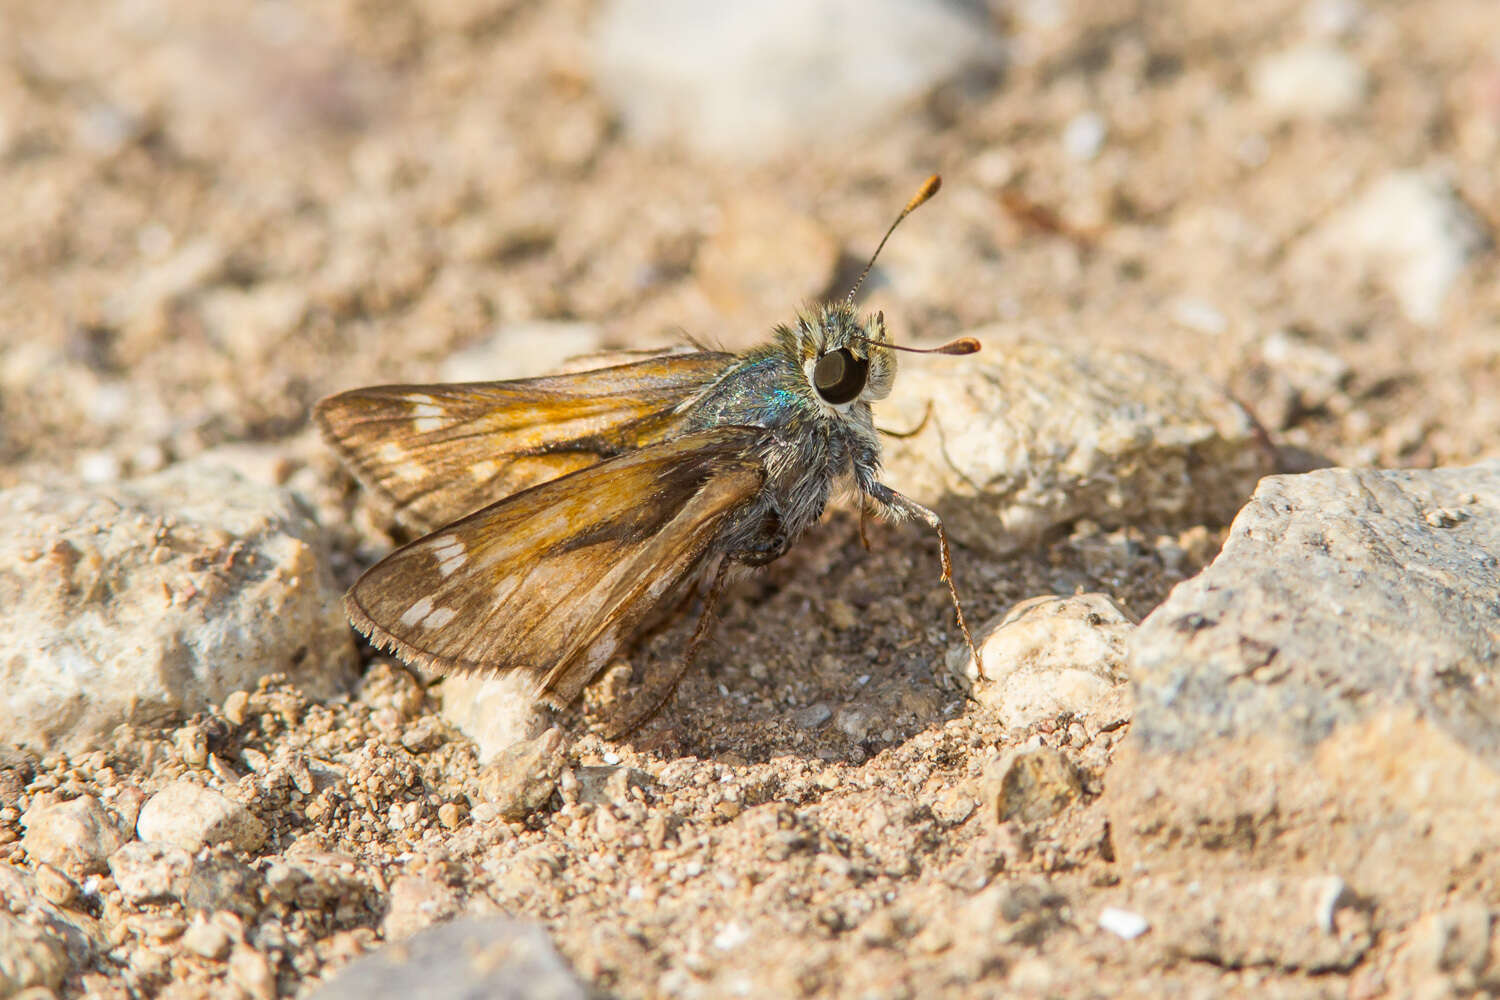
680,302,899,566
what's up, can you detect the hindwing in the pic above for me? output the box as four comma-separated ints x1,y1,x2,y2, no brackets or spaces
345,425,768,705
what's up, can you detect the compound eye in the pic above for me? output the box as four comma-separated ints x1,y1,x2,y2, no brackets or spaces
812,348,868,405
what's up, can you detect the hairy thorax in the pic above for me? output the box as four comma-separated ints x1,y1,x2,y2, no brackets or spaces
682,344,879,565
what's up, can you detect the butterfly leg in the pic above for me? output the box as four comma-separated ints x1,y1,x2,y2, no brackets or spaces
863,482,983,678
604,555,734,740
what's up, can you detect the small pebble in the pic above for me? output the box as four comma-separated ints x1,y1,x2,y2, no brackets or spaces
34,863,80,907
1098,907,1150,940
1062,111,1107,161
223,690,252,726
183,918,233,961
792,703,832,730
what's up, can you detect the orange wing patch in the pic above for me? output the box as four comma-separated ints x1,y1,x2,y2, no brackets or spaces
315,352,734,532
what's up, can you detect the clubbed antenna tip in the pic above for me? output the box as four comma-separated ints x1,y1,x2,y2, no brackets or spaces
845,174,943,306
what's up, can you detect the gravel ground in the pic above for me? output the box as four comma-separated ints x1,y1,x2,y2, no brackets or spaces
3,1,1499,997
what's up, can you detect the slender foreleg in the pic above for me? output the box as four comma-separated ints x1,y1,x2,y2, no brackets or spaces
863,482,982,677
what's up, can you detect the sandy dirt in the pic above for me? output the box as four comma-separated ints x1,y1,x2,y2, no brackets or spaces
2,0,1498,997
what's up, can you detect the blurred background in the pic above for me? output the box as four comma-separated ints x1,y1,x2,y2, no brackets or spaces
2,0,1497,485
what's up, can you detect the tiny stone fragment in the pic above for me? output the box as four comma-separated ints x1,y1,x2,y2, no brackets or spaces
32,864,79,908
984,748,1083,825
1098,907,1150,940
136,779,267,853
182,917,233,961
474,728,566,822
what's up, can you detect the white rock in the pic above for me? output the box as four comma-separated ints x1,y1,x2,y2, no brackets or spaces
591,0,1001,160
1098,907,1150,940
0,461,356,753
949,594,1134,730
108,841,195,905
182,917,233,960
1251,44,1367,119
1061,111,1107,161
883,327,1273,554
19,796,128,876
136,780,267,853
437,672,550,764
1299,169,1489,326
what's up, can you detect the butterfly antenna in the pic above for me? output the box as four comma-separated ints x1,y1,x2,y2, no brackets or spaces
859,334,981,356
844,174,942,307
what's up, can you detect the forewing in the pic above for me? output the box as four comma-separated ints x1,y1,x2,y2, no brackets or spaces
315,352,734,532
345,426,767,706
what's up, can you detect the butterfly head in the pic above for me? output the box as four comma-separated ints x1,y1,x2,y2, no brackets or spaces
790,302,979,415
793,303,898,410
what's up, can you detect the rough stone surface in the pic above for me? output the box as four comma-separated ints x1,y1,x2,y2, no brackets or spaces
19,796,127,875
1127,463,1500,752
1109,463,1500,907
380,873,460,941
437,672,550,764
1124,874,1374,972
0,461,356,753
108,841,195,905
136,779,268,853
475,729,566,822
882,328,1274,555
309,918,586,1000
0,913,69,995
947,594,1134,730
0,866,102,982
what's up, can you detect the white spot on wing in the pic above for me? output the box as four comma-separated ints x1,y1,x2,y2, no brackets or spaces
404,393,445,434
470,459,498,482
399,596,434,628
398,594,459,630
431,534,467,577
423,607,457,628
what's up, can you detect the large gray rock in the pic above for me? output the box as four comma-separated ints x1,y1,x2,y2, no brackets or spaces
1107,463,1500,910
310,918,586,1000
0,460,357,753
882,327,1273,554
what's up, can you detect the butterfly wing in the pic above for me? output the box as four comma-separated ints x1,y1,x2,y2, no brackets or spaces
345,425,767,706
314,351,735,533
